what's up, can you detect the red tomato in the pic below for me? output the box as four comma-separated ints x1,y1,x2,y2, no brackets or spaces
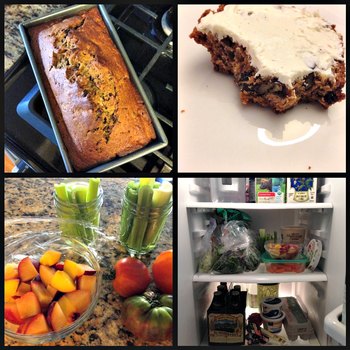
113,257,151,297
152,250,173,294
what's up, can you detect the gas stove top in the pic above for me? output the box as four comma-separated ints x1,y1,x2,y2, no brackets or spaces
5,4,173,173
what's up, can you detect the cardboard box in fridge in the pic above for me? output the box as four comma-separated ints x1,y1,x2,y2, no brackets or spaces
286,178,317,203
255,178,286,203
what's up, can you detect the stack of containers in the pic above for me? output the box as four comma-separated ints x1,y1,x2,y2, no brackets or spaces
262,241,308,273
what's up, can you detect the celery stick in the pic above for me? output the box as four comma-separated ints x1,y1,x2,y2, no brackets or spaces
152,182,172,207
87,178,100,202
142,215,169,247
65,186,74,203
55,183,74,238
54,183,69,201
127,180,154,251
153,181,161,189
73,187,88,204
139,178,155,187
128,180,139,191
55,183,79,240
75,184,97,243
142,181,172,246
120,186,138,242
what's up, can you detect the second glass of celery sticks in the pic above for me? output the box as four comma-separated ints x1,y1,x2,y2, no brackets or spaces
119,178,172,256
53,178,103,244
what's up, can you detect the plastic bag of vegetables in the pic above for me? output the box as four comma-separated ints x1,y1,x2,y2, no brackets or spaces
198,218,218,272
211,220,260,274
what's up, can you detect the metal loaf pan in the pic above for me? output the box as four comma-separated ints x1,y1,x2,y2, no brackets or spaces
19,4,168,173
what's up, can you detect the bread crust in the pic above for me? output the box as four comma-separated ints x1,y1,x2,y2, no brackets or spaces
29,7,156,170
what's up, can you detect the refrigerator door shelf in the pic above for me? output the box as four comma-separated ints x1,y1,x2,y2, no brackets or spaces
324,304,346,346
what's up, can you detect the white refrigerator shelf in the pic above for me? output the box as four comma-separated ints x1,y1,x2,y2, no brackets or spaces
193,265,327,284
186,202,333,210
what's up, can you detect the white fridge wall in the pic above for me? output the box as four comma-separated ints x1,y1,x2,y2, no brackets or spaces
178,178,202,345
295,178,346,345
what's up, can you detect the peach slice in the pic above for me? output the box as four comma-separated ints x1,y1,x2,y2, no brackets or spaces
5,279,20,302
50,270,76,293
18,257,39,282
65,290,91,314
58,295,77,322
40,250,62,266
47,301,72,331
25,313,51,335
31,281,54,310
39,265,56,287
79,264,97,275
17,317,33,334
15,291,41,319
77,275,96,295
15,282,31,297
64,259,85,280
4,302,24,325
5,263,19,280
46,284,58,298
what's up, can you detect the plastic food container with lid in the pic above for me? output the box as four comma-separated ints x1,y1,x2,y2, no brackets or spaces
261,311,286,333
262,252,308,273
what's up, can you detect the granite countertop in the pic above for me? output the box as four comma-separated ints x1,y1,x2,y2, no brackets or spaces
5,5,66,73
4,178,173,346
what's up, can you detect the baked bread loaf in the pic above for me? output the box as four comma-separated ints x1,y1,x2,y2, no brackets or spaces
29,7,156,170
190,5,345,113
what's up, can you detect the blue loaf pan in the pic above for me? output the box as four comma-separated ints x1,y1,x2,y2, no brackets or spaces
19,4,168,173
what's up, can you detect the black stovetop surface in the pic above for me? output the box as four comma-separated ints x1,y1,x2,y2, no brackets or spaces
5,4,173,173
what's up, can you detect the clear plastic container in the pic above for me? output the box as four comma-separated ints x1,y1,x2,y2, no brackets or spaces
119,191,172,256
262,252,308,273
54,180,103,244
210,178,246,202
5,218,102,344
264,241,301,260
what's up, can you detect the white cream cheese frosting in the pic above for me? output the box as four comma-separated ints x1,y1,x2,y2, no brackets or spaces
196,5,344,86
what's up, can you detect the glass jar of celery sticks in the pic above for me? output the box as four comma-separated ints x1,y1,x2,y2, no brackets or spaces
53,179,103,245
119,178,172,256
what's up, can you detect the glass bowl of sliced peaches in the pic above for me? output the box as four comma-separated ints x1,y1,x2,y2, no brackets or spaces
264,241,301,260
5,217,102,344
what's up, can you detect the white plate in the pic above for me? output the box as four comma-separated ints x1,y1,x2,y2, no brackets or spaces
178,5,346,172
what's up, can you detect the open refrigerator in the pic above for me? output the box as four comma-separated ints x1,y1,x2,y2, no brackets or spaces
178,178,346,346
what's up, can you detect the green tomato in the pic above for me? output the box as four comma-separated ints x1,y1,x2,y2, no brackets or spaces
159,294,173,308
122,292,173,342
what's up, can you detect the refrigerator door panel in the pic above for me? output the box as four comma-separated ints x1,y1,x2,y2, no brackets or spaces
178,178,201,345
292,178,346,345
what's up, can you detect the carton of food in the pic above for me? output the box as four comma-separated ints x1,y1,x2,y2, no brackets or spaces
255,178,286,203
286,178,317,203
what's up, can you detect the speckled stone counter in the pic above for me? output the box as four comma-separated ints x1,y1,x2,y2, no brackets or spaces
4,178,173,346
5,5,66,73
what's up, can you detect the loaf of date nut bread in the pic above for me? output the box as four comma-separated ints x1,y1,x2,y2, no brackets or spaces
29,7,156,170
